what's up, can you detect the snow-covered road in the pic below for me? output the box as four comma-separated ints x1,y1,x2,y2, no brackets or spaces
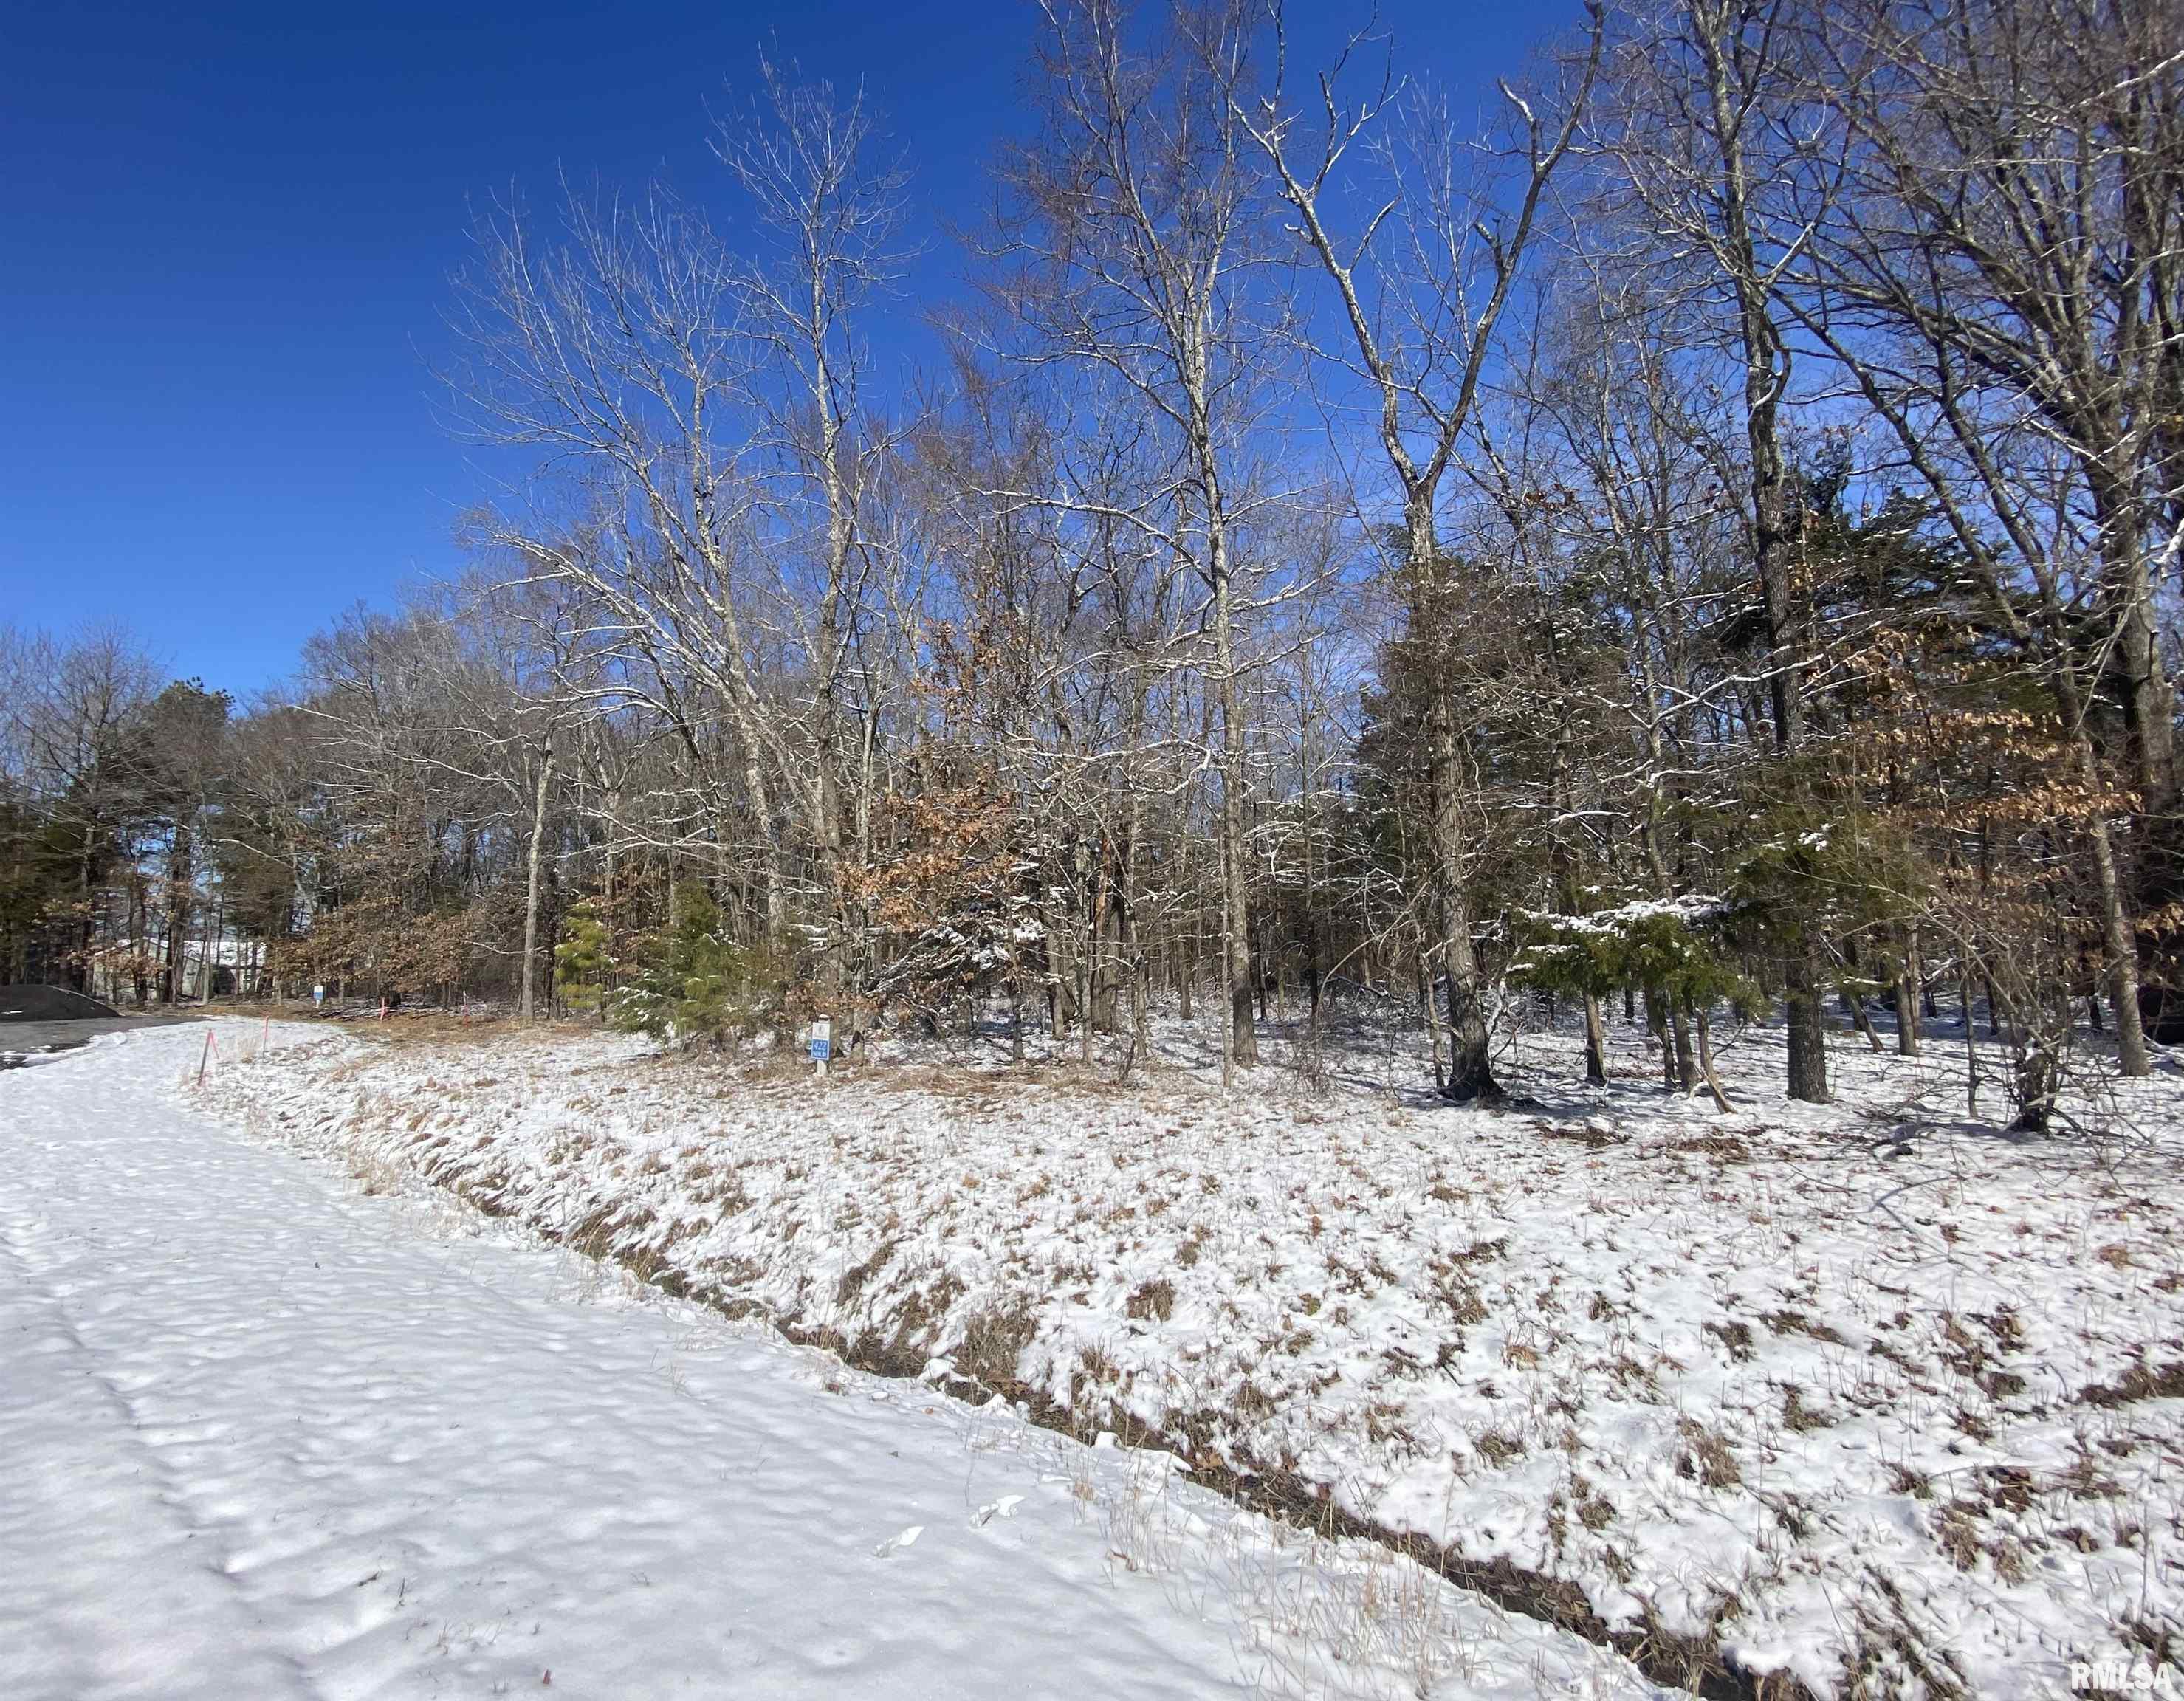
0,1025,1658,1701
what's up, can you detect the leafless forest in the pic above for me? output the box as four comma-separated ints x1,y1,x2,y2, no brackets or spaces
4,0,2179,1124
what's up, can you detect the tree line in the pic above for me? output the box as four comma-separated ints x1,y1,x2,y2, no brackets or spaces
5,0,2177,1127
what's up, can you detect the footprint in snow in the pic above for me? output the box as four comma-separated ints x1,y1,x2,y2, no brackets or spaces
873,1525,923,1557
970,1495,1023,1528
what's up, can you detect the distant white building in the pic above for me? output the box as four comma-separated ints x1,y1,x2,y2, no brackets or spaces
86,931,267,1004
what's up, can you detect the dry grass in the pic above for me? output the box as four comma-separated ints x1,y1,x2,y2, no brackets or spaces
1677,1420,1742,1490
1127,1279,1177,1322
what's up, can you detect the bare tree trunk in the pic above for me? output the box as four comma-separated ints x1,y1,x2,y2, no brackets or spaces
162,824,192,1005
2088,810,2150,1074
1422,941,1448,1093
1690,0,1827,1102
813,608,846,1006
2086,443,2178,913
1413,489,1497,1102
1669,1002,1699,1089
1428,695,1496,1100
1627,624,1700,1099
1693,1004,1734,1111
1214,548,1266,1079
1894,926,1923,1056
1125,767,1150,1056
1646,986,1675,1088
740,729,785,939
519,736,557,1021
2050,648,2150,1076
1785,961,1829,1102
1843,981,1886,1053
1081,835,1108,1067
1204,447,1257,1071
129,873,148,1007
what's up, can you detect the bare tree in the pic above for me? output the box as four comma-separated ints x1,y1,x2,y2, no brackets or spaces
712,55,913,1010
1237,0,1601,1098
1596,0,1841,1102
445,182,792,937
1785,0,2183,1073
997,0,1282,1072
439,570,608,1020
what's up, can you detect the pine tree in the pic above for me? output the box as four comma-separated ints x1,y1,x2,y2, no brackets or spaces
611,884,762,1048
553,900,612,1017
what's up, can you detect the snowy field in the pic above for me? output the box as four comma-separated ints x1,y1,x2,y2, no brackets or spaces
176,1002,2184,1700
0,1021,1666,1701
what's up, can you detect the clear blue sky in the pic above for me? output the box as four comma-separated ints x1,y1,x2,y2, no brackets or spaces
0,1,1578,698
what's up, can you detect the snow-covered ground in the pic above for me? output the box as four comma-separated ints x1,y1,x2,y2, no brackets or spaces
193,1006,2184,1699
0,1022,1666,1701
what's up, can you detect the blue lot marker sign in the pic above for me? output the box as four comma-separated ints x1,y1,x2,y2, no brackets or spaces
809,1016,832,1065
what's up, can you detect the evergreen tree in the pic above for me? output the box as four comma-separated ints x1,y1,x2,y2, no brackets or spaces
553,899,612,1017
611,884,764,1048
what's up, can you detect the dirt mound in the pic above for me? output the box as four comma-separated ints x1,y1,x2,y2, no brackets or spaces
0,985,120,1022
